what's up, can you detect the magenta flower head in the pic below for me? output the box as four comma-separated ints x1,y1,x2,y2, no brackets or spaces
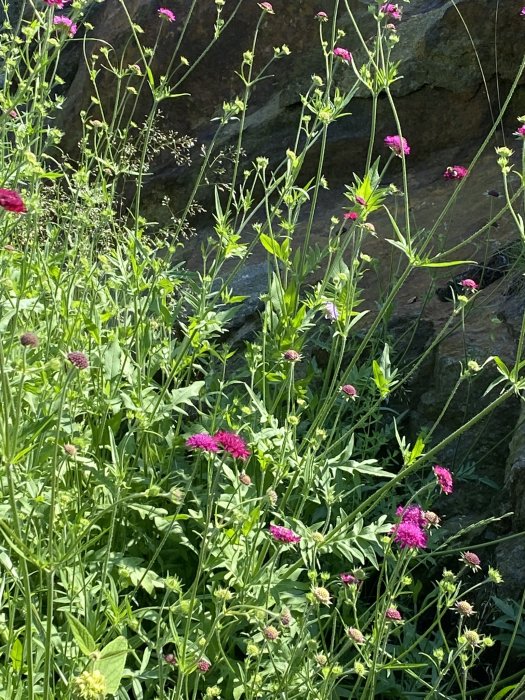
158,7,176,22
340,572,358,585
0,188,26,213
258,1,274,13
433,465,453,495
444,165,468,180
395,504,425,528
514,124,525,137
186,433,218,453
460,551,482,572
341,384,358,399
324,302,339,321
315,11,328,22
20,332,39,348
459,278,479,291
344,211,359,220
283,349,302,362
53,15,77,36
392,520,427,549
520,7,525,17
214,430,250,460
384,135,410,156
67,351,89,370
43,0,70,7
385,607,402,621
269,524,301,544
333,47,352,63
380,3,402,20
197,659,211,673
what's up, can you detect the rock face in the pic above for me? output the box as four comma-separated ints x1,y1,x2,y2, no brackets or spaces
54,0,524,211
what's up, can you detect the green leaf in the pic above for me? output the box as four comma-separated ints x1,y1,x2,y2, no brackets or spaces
10,639,23,672
103,335,122,381
94,636,128,695
170,381,205,413
65,613,97,656
492,686,518,700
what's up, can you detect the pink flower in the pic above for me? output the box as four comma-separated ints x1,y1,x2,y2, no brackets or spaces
344,211,359,220
0,188,26,213
340,573,357,585
384,134,410,156
459,278,479,291
514,124,525,136
258,1,274,12
333,47,352,63
395,504,425,528
341,384,358,398
385,607,402,621
269,524,301,544
433,465,453,495
520,7,525,17
355,195,367,206
53,15,77,36
315,11,328,22
186,433,219,453
324,302,338,321
460,551,481,572
283,349,302,362
380,3,402,20
444,165,468,180
43,0,70,7
158,7,176,22
197,659,211,673
392,520,428,549
214,430,250,459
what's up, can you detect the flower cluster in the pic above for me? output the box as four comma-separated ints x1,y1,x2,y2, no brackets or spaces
392,504,428,549
186,430,250,459
433,464,453,494
443,165,468,180
0,188,26,213
53,15,77,36
380,3,402,21
269,524,301,544
333,47,352,63
384,134,410,156
158,7,176,22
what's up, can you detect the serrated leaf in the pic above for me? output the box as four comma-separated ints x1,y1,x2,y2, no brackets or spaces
66,613,97,656
94,636,128,694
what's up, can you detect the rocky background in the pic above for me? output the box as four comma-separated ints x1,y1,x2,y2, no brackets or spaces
3,0,525,593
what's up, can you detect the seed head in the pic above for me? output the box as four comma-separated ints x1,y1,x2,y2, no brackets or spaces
460,551,482,572
283,349,302,362
312,586,332,606
20,332,39,348
462,629,481,647
239,472,252,486
263,625,280,641
346,627,365,644
197,659,211,673
67,351,89,370
63,443,78,456
341,384,358,398
455,600,476,617
385,607,402,621
280,609,292,626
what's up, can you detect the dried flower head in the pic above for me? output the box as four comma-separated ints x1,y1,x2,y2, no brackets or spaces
424,510,441,528
186,433,219,453
433,465,454,495
163,653,177,666
312,586,332,606
315,11,328,22
263,625,280,640
269,524,301,544
20,332,39,348
454,600,476,617
283,349,302,362
341,384,358,398
346,627,365,644
384,134,410,156
258,1,274,12
266,488,278,505
63,443,78,456
460,551,482,572
385,607,402,621
280,609,293,626
0,188,26,213
239,472,252,486
315,652,328,666
67,351,89,370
